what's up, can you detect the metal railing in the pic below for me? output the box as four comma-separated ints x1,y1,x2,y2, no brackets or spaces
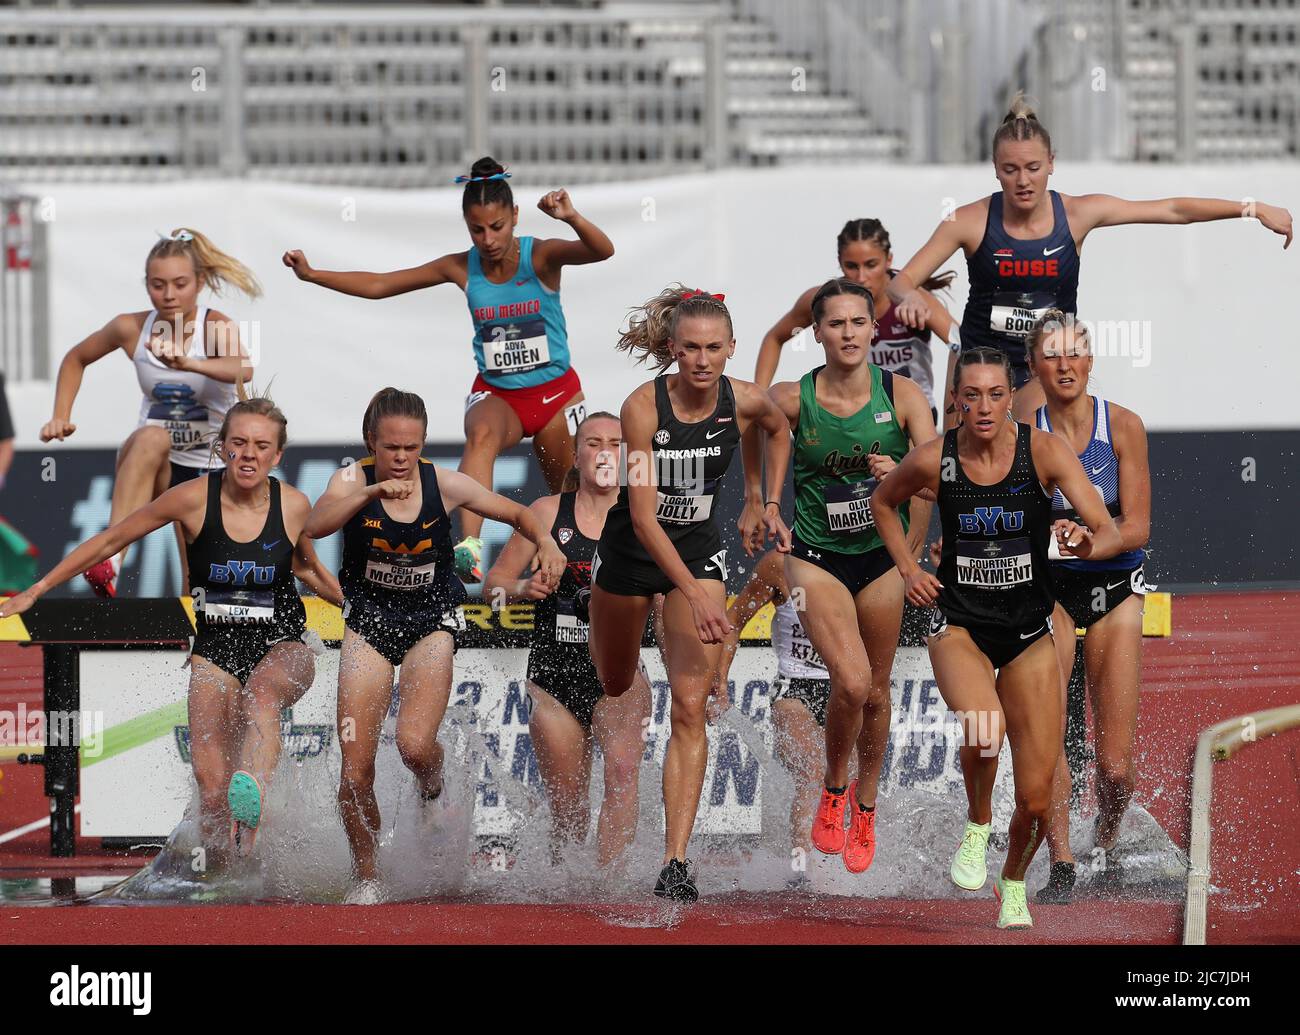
0,193,50,383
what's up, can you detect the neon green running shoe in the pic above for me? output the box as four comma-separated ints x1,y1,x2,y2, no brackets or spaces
994,875,1034,929
454,536,483,583
950,820,991,891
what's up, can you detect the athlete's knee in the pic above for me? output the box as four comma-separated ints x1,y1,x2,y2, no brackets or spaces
669,691,708,731
1015,781,1054,820
338,761,376,800
602,747,643,792
829,672,872,710
597,666,637,699
125,425,171,462
394,728,438,773
463,418,502,452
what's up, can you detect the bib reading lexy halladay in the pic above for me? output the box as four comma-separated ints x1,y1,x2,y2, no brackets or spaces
482,317,552,374
823,478,878,535
199,587,276,623
364,543,438,591
989,291,1056,339
553,598,589,644
956,536,1033,588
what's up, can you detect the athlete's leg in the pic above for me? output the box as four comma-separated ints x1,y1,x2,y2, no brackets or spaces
1042,601,1078,865
186,655,243,855
531,389,583,492
853,568,904,807
588,586,653,698
591,664,652,866
994,635,1062,881
393,630,456,799
113,425,172,522
785,555,869,790
528,680,594,853
1082,593,1144,852
336,629,397,882
659,582,726,862
234,640,316,794
771,698,825,852
459,394,524,541
928,627,1003,824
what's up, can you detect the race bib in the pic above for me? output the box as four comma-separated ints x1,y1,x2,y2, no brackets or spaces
956,537,1033,588
554,602,589,645
200,588,275,624
823,479,877,535
482,318,551,374
656,491,714,524
989,292,1056,340
365,550,437,591
146,384,209,453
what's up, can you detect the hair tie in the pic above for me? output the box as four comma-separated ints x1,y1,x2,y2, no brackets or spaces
170,230,194,242
680,288,726,303
454,171,512,184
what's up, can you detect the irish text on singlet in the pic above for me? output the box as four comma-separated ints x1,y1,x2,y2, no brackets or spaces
531,491,597,653
188,473,305,630
340,458,467,615
600,374,740,562
794,364,909,554
936,423,1055,628
960,190,1080,369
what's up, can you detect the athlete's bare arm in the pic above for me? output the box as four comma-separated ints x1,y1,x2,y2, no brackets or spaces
282,488,343,607
152,310,250,386
304,463,406,539
1030,428,1123,562
885,374,940,556
1067,193,1293,249
890,201,987,326
436,467,565,585
282,249,468,297
42,312,141,441
532,190,615,279
483,494,563,604
731,377,793,555
1108,404,1152,552
870,436,945,606
754,286,817,389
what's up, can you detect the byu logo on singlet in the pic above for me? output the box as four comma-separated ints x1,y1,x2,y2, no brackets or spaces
957,506,1024,535
208,560,276,585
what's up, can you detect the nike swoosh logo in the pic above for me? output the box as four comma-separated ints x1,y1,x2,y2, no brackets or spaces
1043,245,1065,256
262,540,280,551
541,392,564,405
1019,625,1046,640
515,279,528,286
705,429,727,440
422,519,439,529
1090,465,1106,475
1105,579,1127,591
1009,482,1032,493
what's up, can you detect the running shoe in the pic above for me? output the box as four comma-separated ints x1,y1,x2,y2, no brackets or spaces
1034,861,1077,904
842,780,877,873
653,858,698,903
227,770,263,857
950,819,992,891
83,557,118,599
453,536,483,583
811,785,848,855
994,875,1033,929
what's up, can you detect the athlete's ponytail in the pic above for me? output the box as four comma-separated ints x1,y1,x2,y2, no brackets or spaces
616,284,733,373
146,228,262,300
992,92,1053,157
810,277,875,324
362,387,428,453
460,156,514,214
952,346,1014,393
836,218,956,294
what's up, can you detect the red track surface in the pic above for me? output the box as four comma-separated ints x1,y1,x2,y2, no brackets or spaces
2,592,1297,944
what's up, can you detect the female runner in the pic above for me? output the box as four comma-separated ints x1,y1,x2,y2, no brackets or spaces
285,157,614,582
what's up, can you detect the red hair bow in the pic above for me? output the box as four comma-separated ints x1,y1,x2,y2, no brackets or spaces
680,289,725,302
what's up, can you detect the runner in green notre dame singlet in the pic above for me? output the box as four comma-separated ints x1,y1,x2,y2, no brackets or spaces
771,278,937,877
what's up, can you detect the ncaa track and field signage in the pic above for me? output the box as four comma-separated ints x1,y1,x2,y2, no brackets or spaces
78,646,1014,840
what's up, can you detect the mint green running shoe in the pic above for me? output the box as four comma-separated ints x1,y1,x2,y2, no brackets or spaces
994,875,1034,929
227,770,264,856
950,820,991,891
454,536,483,583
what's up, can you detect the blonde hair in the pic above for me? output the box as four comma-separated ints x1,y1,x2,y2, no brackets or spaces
1027,308,1090,356
146,228,262,299
560,409,620,492
211,392,288,467
991,92,1052,157
616,284,733,373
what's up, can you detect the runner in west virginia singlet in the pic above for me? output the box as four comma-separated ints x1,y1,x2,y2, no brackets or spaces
594,374,740,595
1036,397,1148,627
961,190,1080,382
188,473,307,685
339,457,467,665
527,490,603,727
934,422,1056,667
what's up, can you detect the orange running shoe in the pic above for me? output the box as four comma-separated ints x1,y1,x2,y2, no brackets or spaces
811,784,848,855
843,779,877,873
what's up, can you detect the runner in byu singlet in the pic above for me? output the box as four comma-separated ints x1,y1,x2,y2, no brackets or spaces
871,347,1124,930
2,397,341,863
40,228,256,597
755,217,957,426
305,388,564,904
285,156,615,583
887,93,1292,406
714,549,838,864
588,285,792,903
485,412,651,867
1011,312,1152,905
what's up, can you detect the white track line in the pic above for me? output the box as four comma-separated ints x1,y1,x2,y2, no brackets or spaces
0,805,80,846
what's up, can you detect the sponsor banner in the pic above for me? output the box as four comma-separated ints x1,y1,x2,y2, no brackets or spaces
78,646,1013,840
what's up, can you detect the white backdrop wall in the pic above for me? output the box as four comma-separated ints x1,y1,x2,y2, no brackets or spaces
7,163,1299,446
